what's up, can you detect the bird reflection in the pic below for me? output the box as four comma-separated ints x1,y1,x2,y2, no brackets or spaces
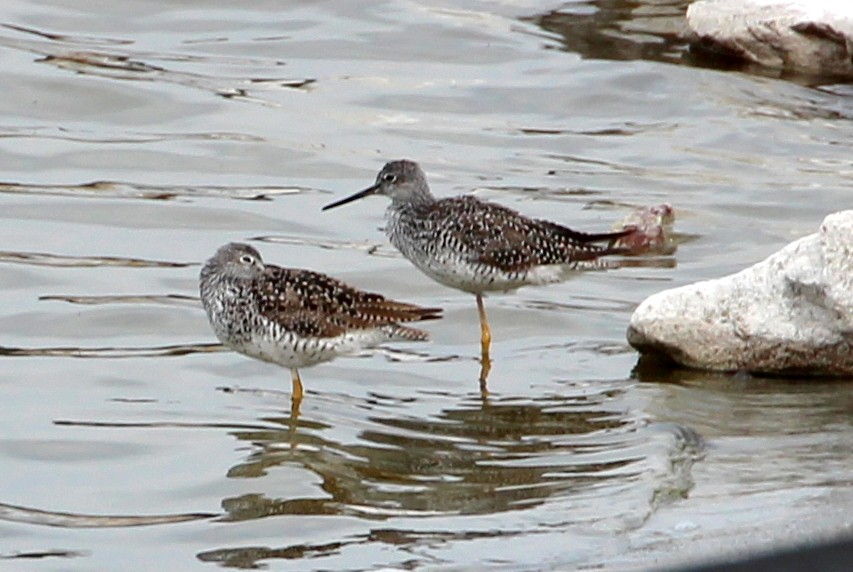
479,353,491,393
201,385,702,568
221,391,637,520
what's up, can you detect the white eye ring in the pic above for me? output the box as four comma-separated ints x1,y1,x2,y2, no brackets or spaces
382,173,396,183
239,254,254,265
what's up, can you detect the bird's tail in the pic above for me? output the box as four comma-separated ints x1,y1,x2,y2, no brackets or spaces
358,300,443,323
544,222,634,246
569,227,635,244
554,225,636,259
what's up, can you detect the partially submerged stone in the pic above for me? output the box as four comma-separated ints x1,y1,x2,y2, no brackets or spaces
614,204,676,256
686,0,853,79
627,210,853,376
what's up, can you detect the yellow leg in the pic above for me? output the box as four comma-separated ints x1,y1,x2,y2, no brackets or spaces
476,294,492,357
476,294,492,391
290,367,304,403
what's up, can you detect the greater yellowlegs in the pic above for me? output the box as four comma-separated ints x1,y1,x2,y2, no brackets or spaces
199,242,441,404
322,160,630,367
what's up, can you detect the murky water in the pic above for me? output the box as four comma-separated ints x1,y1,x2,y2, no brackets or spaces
0,0,851,570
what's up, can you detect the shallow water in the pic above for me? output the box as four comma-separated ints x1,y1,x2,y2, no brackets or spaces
0,0,851,570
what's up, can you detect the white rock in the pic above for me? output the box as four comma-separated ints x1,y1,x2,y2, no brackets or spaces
627,210,853,376
686,0,853,78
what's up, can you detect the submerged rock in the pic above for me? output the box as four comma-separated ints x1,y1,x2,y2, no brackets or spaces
613,204,677,256
686,0,853,78
627,210,853,376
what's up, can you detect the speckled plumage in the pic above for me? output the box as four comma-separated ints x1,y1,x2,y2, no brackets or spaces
322,160,630,364
199,242,441,398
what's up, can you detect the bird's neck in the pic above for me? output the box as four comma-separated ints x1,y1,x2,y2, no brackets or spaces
389,189,436,210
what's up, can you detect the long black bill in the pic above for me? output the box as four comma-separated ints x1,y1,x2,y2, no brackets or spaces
322,184,380,211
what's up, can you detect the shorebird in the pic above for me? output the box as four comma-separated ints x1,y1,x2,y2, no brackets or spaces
199,242,441,404
322,160,630,370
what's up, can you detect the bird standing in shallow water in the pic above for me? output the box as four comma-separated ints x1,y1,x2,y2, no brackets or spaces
199,242,441,407
322,160,631,379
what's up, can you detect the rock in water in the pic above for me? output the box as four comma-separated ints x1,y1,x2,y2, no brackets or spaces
627,210,853,376
613,204,676,256
686,0,853,79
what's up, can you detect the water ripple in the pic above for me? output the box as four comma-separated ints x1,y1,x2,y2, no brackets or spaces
0,549,88,560
0,24,315,104
0,500,214,528
0,342,223,358
39,294,200,307
0,250,192,268
0,181,308,201
253,234,392,257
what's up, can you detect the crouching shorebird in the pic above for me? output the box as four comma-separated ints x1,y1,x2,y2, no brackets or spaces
322,160,631,378
199,243,441,406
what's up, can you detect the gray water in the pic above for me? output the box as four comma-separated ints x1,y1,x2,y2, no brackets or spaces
0,1,851,570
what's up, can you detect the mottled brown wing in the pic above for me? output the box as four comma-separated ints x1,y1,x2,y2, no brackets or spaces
258,265,440,338
428,196,630,273
478,222,632,272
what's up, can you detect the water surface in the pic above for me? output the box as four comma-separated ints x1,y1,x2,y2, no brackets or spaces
0,0,851,570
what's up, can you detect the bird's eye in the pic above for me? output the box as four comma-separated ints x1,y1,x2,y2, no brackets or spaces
239,254,254,265
382,172,397,183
